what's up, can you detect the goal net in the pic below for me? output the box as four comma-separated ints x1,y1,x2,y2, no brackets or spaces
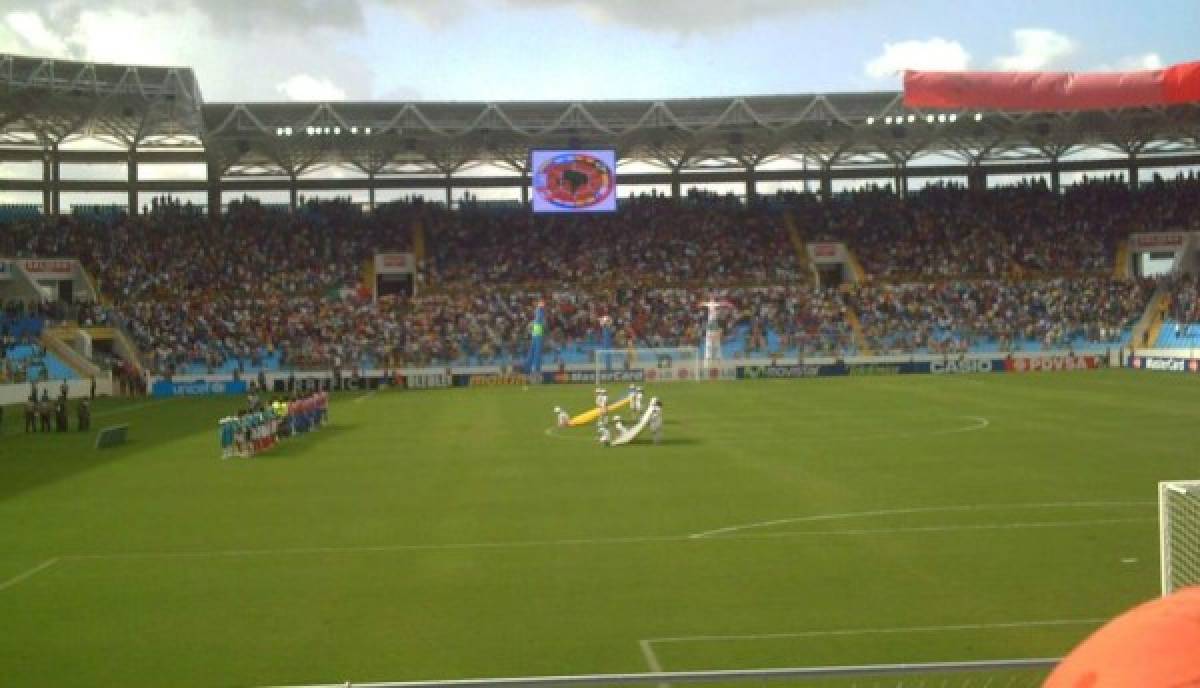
593,347,701,383
1159,480,1200,595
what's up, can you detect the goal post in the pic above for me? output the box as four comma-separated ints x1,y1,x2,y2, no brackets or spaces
593,347,702,383
1159,480,1200,595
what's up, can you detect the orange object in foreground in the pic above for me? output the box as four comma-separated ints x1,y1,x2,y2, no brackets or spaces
1043,586,1200,687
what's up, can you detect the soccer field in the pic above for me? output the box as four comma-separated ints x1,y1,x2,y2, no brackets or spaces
0,370,1195,687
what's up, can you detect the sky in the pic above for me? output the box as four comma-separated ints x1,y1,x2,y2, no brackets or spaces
0,0,1196,103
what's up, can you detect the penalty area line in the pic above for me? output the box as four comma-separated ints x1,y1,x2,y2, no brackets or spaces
688,500,1157,539
643,617,1109,646
0,558,60,593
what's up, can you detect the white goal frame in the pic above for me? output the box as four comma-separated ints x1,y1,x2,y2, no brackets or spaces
593,347,702,383
1159,479,1200,595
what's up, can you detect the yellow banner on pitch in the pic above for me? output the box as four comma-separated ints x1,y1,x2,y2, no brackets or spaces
568,395,632,427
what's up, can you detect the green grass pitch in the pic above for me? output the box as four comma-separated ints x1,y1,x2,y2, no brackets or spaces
0,370,1196,687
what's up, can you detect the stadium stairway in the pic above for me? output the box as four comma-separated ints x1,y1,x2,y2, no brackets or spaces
842,299,872,355
844,246,867,283
40,326,103,379
413,214,428,285
362,257,376,293
1130,284,1171,350
781,211,817,282
1113,239,1130,279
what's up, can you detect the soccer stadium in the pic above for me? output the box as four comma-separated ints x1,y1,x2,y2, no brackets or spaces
1,3,1200,686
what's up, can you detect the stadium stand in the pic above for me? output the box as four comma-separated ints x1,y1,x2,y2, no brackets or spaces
2,179,1196,373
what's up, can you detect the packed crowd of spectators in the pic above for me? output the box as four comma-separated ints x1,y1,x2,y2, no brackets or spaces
0,198,418,374
393,285,850,366
429,195,803,288
846,277,1153,354
791,176,1200,278
2,178,1196,374
1165,274,1200,325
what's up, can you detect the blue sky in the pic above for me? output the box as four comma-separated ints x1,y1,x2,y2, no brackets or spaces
0,0,1195,101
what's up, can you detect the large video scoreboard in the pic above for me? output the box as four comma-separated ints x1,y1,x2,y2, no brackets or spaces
530,149,617,214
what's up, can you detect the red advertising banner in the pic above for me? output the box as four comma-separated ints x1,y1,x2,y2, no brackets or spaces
1128,233,1185,251
374,253,414,275
20,259,74,277
904,61,1200,111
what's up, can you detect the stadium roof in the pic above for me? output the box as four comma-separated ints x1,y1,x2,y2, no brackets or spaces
1,53,1199,179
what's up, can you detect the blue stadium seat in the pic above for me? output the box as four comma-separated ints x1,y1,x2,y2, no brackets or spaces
3,344,78,381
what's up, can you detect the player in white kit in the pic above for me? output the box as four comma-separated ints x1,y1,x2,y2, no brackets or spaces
594,388,608,421
596,418,612,446
631,386,645,413
648,400,663,444
553,406,570,427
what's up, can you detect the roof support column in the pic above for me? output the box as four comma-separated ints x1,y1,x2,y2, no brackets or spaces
520,174,530,204
289,175,298,212
367,171,376,212
1127,152,1139,189
893,163,908,199
206,161,221,219
967,164,987,194
127,148,138,215
444,174,453,208
819,164,833,200
670,167,681,200
1050,157,1061,195
744,166,757,203
41,146,55,215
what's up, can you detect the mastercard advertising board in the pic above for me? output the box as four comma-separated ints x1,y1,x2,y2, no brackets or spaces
530,149,618,213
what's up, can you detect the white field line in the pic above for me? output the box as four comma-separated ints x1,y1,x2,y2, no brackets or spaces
638,639,670,688
57,513,1154,562
688,500,1156,539
644,617,1108,646
0,558,60,593
353,391,378,404
638,639,664,673
734,517,1153,539
546,416,990,444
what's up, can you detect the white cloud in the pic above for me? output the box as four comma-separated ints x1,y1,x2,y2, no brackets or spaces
993,28,1075,71
504,0,861,34
1119,52,1163,70
4,10,70,56
0,4,375,101
864,38,970,80
276,74,348,102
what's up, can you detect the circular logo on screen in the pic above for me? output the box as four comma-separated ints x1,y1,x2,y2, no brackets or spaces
533,153,615,210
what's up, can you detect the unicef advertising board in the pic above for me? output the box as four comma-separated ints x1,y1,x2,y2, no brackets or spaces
151,379,249,398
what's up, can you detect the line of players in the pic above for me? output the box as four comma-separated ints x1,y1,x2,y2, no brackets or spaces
219,390,328,459
554,384,664,446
